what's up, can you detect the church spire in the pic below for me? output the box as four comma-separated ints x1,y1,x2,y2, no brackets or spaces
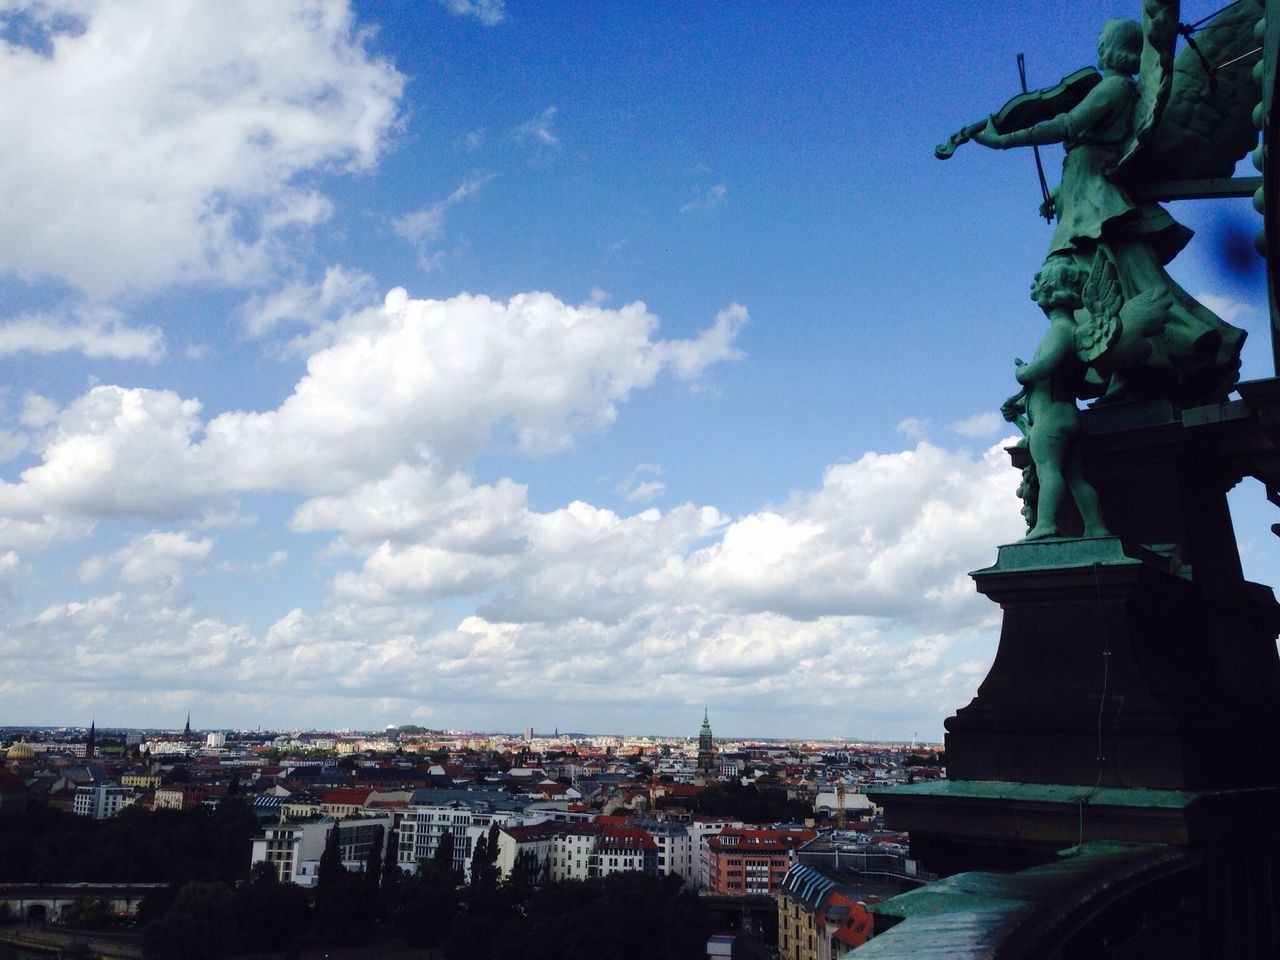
184,712,191,737
87,718,96,760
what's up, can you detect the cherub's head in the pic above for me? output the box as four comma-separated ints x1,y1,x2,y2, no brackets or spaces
1030,257,1087,311
1097,19,1142,75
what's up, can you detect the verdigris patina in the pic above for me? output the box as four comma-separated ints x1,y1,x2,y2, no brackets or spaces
942,0,1262,538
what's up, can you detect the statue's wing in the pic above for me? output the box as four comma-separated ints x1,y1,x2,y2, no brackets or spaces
1129,1,1261,181
1111,0,1180,177
1077,250,1123,364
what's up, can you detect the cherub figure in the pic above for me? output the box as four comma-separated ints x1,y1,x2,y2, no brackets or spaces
1002,257,1111,541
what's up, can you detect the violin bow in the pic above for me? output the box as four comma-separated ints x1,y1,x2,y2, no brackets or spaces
1017,53,1055,223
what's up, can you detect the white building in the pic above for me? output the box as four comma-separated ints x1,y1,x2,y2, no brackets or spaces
495,822,561,885
397,801,523,877
550,824,658,882
72,784,135,819
689,818,743,892
812,790,877,821
634,820,696,889
250,815,392,887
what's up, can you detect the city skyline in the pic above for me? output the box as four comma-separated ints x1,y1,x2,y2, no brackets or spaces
0,0,1273,740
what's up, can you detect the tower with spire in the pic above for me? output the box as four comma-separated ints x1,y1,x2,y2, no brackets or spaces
183,712,192,739
697,708,716,778
86,719,95,760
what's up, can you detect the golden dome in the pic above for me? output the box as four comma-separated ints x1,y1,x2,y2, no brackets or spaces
5,741,35,761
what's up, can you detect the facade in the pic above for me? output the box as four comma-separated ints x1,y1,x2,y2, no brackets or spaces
250,815,392,887
119,773,162,789
778,864,875,960
319,787,373,819
495,822,561,885
708,828,817,896
689,817,743,892
632,819,696,889
397,793,526,876
550,823,657,882
153,784,222,810
591,826,658,879
72,784,135,819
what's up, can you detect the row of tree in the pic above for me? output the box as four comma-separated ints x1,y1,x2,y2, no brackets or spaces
140,816,711,959
0,800,259,884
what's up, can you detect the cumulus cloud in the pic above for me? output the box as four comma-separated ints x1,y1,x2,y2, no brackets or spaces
0,291,747,532
0,435,1019,731
79,530,213,588
949,412,1006,438
0,305,163,360
240,265,378,340
0,0,404,295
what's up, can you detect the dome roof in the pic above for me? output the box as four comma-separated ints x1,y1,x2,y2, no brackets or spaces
5,741,35,761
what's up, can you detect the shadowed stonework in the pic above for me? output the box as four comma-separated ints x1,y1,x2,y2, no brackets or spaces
869,1,1280,955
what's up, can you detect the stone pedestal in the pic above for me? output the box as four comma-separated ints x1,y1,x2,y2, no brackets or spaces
874,393,1280,877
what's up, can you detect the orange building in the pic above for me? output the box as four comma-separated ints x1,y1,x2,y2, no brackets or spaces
707,828,816,896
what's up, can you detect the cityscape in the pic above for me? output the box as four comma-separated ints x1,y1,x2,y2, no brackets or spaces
1,715,939,958
2,0,1279,957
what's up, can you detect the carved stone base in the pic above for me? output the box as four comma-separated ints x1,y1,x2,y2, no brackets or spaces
944,537,1280,790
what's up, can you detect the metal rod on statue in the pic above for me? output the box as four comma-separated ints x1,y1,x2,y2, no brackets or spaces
1017,53,1055,222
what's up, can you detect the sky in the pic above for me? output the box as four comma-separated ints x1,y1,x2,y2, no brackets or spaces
0,0,1273,741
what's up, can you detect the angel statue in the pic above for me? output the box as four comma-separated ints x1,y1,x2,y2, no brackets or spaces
940,0,1261,406
1003,251,1170,539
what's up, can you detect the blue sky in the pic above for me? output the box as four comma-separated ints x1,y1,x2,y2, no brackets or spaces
0,0,1272,740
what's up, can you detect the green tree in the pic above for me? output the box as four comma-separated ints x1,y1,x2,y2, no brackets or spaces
397,858,458,947
364,824,385,907
60,897,114,926
237,861,309,952
314,824,366,945
142,881,239,960
434,830,455,876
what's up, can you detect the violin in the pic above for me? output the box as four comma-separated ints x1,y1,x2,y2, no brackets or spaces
935,66,1102,160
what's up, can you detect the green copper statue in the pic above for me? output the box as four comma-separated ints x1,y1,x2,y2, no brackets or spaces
941,0,1262,538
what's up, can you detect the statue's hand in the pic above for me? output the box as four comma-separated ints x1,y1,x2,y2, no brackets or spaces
972,118,1007,149
1001,393,1024,422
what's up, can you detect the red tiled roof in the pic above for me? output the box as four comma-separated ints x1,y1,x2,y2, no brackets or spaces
599,827,658,852
322,788,373,805
503,823,564,841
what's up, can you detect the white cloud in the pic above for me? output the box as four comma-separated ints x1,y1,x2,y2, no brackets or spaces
435,0,506,26
1197,292,1254,324
896,417,928,439
617,463,665,502
678,441,1022,623
949,412,1006,438
0,305,163,360
0,435,1018,731
0,291,747,534
0,0,404,296
392,175,493,271
680,183,727,214
240,265,378,340
0,386,214,519
513,106,560,152
79,530,213,588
